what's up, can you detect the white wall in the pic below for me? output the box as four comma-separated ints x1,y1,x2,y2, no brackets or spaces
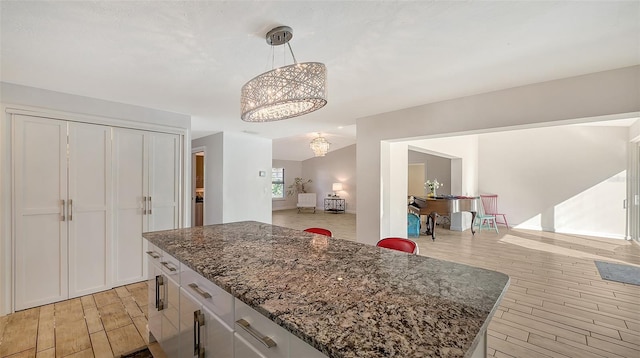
629,142,640,242
408,150,453,196
631,119,640,141
0,82,190,129
408,136,479,196
272,160,302,210
381,142,410,238
192,133,224,224
478,126,628,238
302,144,357,213
0,82,191,316
192,132,272,225
408,164,425,196
357,66,640,245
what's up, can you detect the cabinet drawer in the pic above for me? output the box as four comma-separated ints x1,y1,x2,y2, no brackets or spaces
159,251,180,282
290,332,329,358
234,332,266,358
234,299,288,358
180,265,234,328
145,242,163,266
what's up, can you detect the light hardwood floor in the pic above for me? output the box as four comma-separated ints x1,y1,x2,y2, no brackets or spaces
2,210,639,357
0,282,166,358
274,209,640,358
272,208,357,241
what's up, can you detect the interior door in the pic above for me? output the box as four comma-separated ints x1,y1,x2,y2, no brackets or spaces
113,128,146,285
147,132,180,232
67,122,112,298
13,115,69,310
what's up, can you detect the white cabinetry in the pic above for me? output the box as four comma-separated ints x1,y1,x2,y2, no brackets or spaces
180,287,234,358
146,245,163,342
113,128,180,286
163,272,181,357
12,112,182,311
144,239,328,358
14,115,112,310
290,333,328,358
234,333,267,358
234,299,288,358
147,243,181,357
180,265,234,358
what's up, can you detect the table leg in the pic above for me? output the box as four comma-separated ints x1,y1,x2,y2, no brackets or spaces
429,212,437,241
470,211,477,235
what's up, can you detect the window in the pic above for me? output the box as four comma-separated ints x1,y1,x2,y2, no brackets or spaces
272,168,285,199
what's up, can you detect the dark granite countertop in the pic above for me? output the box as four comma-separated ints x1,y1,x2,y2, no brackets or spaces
142,221,509,358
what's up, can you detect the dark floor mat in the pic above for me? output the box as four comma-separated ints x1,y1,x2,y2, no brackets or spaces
120,348,153,358
595,261,640,286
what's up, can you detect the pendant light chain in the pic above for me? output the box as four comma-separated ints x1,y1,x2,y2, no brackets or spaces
287,42,298,64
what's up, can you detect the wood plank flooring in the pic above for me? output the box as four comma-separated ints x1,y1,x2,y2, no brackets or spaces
417,227,640,357
272,208,357,241
273,209,640,358
0,282,165,358
2,210,639,357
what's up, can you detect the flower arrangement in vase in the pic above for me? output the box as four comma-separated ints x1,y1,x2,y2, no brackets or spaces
424,179,443,197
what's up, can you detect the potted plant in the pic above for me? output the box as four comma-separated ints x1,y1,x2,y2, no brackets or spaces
286,177,312,196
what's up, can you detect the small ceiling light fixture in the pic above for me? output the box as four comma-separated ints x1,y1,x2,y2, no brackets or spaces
310,133,330,157
241,26,327,122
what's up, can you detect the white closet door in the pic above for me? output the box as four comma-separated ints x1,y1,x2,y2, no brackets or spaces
68,122,112,297
147,133,180,232
113,128,146,285
13,115,69,310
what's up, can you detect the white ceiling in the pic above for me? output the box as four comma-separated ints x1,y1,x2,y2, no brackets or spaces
1,1,639,160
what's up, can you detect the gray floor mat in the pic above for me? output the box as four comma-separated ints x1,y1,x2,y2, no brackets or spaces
595,261,640,286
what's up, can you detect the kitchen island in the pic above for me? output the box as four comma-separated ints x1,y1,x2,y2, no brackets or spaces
142,221,509,358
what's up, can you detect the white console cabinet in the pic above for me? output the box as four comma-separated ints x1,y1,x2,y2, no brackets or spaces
144,239,328,358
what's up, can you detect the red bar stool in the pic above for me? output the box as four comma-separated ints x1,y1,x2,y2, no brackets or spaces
303,227,333,237
376,237,419,254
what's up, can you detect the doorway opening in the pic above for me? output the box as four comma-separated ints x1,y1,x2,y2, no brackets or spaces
192,149,205,226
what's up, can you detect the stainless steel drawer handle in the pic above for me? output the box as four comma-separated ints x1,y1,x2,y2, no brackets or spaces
61,199,66,221
143,196,147,215
156,275,165,311
194,310,205,358
160,261,177,272
236,319,277,348
68,199,73,221
145,251,160,259
188,283,212,299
